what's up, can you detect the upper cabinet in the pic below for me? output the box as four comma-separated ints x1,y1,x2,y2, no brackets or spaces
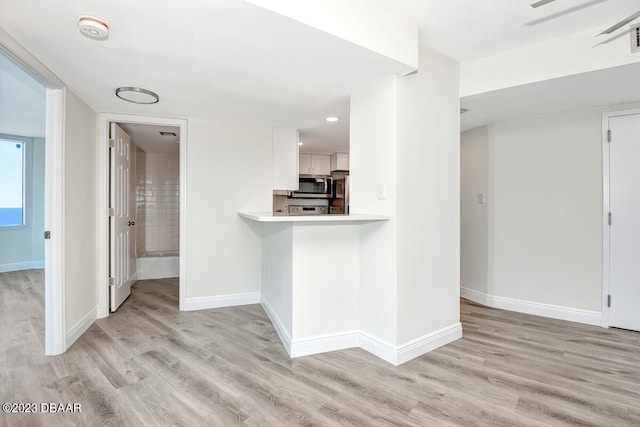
273,128,299,190
299,153,331,176
330,152,349,172
299,153,312,175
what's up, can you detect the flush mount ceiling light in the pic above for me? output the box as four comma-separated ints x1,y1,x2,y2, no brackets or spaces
325,116,340,122
77,15,109,41
115,87,159,104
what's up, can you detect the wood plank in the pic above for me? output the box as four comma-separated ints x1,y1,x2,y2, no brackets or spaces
2,271,640,426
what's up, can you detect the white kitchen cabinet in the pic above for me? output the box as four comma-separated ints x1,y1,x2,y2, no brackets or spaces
299,153,331,175
299,153,312,175
273,128,299,190
312,154,331,175
330,152,349,172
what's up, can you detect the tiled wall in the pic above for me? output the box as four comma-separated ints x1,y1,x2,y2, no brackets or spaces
135,146,146,254
136,149,180,253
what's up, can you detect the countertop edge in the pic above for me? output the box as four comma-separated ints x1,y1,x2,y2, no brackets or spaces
238,212,390,223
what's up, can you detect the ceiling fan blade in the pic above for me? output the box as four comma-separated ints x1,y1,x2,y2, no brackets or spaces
531,0,556,8
597,9,640,35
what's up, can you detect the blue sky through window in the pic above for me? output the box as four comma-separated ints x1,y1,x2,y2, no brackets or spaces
0,139,24,226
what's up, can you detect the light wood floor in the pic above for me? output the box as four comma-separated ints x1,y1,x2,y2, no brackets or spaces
1,270,639,426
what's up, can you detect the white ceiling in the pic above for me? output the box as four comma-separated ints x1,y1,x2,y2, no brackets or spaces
2,0,640,148
298,97,350,155
118,123,180,154
0,51,45,137
382,0,640,131
461,61,640,132
376,0,640,61
0,0,411,155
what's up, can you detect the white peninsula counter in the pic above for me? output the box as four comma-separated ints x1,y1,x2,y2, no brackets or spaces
239,211,389,359
239,212,389,223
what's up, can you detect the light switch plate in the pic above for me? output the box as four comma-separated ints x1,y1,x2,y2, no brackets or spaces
378,184,387,200
477,192,485,205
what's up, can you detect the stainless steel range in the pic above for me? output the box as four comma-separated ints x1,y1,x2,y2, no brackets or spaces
288,205,328,216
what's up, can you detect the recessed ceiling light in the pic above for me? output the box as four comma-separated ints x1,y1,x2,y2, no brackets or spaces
325,117,340,122
115,87,159,104
77,15,109,41
298,141,304,146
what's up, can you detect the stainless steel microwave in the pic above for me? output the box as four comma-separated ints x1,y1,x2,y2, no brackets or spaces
291,176,333,198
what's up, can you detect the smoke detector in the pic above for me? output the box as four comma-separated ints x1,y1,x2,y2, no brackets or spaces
632,24,640,53
77,15,109,41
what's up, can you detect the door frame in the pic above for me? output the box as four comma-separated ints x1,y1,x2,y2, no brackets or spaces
601,108,640,328
1,28,67,355
97,113,188,318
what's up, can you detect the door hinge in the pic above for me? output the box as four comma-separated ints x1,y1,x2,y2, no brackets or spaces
607,129,611,143
108,207,115,217
44,230,51,240
108,277,115,287
108,138,115,148
608,212,612,226
607,294,611,308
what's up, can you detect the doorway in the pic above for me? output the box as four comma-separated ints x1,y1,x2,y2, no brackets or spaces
0,32,68,354
98,114,187,317
108,121,182,312
603,109,640,332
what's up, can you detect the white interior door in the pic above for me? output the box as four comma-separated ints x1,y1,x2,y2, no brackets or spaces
609,113,640,331
110,123,135,311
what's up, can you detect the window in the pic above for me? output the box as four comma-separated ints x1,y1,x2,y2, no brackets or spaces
0,139,25,227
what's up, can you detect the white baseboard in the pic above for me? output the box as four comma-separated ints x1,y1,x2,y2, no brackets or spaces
262,297,360,359
183,292,260,311
396,323,463,365
291,331,360,358
360,323,463,366
65,306,97,350
359,333,397,364
0,261,45,273
260,300,462,365
261,297,292,356
460,286,602,326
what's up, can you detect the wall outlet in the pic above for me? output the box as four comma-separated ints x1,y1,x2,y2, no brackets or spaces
477,192,485,205
378,184,387,200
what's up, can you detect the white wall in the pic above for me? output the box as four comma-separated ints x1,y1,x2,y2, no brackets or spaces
460,127,489,294
31,137,45,263
459,104,640,314
350,75,398,345
461,26,640,97
351,46,462,348
291,224,359,338
261,222,293,339
63,89,97,332
185,120,271,299
489,110,602,311
396,47,460,343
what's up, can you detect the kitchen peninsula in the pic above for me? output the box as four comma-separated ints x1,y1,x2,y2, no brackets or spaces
239,211,389,360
